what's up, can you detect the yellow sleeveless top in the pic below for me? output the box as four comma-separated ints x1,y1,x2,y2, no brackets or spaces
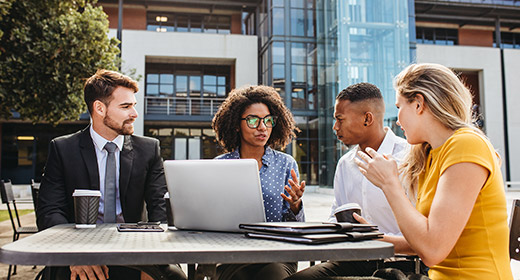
416,128,513,280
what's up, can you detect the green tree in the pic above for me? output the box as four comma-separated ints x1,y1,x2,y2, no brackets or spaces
0,1,11,45
0,0,120,124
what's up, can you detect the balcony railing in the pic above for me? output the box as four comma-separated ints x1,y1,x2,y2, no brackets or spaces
145,96,226,116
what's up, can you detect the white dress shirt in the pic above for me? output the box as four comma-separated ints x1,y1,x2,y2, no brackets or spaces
89,126,124,223
328,128,409,235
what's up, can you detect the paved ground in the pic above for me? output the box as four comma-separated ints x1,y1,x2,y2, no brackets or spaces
0,189,519,279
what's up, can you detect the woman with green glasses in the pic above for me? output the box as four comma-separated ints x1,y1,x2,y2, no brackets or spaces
212,85,305,280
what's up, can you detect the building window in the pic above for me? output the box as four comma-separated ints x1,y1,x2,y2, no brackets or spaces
494,31,520,49
243,11,256,35
290,0,315,37
145,64,231,116
416,27,458,45
272,7,285,35
147,12,231,34
292,116,319,185
145,127,221,160
291,42,317,110
272,41,285,100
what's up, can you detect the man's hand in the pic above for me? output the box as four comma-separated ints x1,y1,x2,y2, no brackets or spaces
281,169,305,214
70,265,108,280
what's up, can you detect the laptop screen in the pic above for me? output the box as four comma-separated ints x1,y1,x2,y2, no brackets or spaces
163,159,266,232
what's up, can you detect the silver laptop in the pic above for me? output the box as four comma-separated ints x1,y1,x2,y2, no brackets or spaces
163,159,266,232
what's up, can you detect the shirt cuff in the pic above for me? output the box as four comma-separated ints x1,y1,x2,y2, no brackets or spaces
282,201,305,222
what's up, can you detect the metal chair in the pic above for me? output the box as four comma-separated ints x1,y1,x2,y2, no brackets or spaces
0,179,39,279
510,199,520,261
30,179,40,211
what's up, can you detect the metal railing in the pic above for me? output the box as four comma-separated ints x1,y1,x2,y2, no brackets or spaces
145,96,226,116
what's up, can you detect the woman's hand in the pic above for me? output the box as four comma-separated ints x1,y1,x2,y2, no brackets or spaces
352,212,369,224
281,169,305,214
354,147,400,191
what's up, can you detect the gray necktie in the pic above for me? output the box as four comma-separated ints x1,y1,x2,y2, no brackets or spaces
104,142,117,223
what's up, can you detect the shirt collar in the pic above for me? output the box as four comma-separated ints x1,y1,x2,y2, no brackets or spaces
377,127,397,154
90,125,124,152
261,147,274,167
228,149,241,159
230,146,274,167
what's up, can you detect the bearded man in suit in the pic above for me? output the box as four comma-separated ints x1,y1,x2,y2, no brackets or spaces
37,69,186,280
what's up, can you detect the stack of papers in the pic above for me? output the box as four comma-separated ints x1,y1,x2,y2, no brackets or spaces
239,222,383,244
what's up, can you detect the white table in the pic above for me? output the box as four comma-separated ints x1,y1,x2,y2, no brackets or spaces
0,224,394,279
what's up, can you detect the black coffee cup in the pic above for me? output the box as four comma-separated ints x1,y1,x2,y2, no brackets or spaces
334,203,361,223
73,189,101,228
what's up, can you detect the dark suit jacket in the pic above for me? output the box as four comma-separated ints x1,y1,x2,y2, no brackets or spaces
37,126,168,230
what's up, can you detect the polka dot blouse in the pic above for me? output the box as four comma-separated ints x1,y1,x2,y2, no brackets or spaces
216,147,305,222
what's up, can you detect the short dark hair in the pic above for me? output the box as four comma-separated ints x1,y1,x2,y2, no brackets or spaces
84,69,138,114
336,82,383,103
212,85,298,152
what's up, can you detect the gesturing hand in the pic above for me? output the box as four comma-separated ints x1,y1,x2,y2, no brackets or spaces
354,147,400,190
281,169,305,214
70,265,109,280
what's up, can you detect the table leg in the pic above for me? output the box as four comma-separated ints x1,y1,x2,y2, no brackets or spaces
188,264,196,280
195,264,216,280
44,267,52,279
376,259,385,270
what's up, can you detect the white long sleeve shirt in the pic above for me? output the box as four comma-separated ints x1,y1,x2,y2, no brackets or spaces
328,128,409,235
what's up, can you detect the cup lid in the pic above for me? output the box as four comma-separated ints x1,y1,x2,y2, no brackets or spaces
73,189,101,196
333,202,361,214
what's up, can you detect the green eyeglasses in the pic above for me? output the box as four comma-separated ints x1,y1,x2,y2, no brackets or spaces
241,115,278,129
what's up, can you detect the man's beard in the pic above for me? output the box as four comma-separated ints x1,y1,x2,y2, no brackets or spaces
103,115,134,135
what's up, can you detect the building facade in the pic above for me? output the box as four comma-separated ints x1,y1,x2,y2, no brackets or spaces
1,0,519,189
101,0,320,186
316,0,410,186
412,0,520,187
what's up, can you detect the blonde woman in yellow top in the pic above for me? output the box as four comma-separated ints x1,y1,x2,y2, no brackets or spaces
355,63,513,279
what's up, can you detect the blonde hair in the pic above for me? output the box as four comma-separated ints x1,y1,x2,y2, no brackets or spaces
395,63,481,200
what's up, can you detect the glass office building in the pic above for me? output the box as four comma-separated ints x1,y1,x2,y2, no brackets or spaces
5,0,518,186
257,0,319,185
316,0,410,187
0,0,409,187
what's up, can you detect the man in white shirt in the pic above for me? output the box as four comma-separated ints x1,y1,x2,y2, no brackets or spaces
328,126,408,235
288,83,412,279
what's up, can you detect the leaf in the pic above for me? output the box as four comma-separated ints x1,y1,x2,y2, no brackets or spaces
0,0,119,125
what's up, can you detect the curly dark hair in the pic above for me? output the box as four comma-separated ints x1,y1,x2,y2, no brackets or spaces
212,85,298,153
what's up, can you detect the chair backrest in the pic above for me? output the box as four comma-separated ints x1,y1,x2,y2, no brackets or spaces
0,180,22,229
0,180,15,204
31,179,40,188
31,179,40,210
510,199,520,261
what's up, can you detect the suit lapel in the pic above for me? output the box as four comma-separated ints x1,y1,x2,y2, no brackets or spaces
119,135,134,207
79,127,100,190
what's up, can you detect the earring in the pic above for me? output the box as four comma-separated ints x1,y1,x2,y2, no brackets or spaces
364,123,367,126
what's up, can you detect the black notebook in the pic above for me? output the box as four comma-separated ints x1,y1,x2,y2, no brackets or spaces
240,222,382,244
245,231,383,244
239,222,378,235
